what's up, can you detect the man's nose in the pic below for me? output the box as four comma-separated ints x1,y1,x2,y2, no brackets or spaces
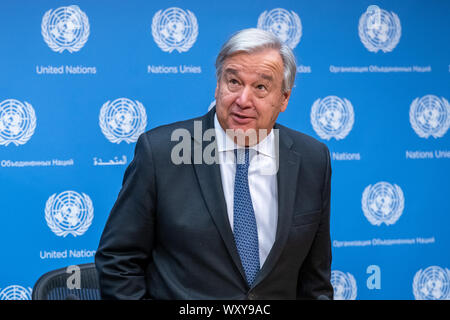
236,86,253,108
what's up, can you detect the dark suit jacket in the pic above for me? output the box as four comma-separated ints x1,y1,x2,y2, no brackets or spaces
95,107,333,300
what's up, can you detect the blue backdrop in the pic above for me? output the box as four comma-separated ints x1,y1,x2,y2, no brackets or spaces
0,0,449,300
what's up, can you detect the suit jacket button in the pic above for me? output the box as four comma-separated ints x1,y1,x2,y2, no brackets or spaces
248,293,257,300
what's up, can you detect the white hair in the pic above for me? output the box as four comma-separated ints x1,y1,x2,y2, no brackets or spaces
215,28,297,93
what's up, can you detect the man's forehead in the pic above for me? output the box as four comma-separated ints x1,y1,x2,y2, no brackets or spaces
222,51,283,79
224,67,274,81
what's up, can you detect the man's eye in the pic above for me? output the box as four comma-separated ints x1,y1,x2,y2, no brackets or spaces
229,79,239,85
256,84,267,90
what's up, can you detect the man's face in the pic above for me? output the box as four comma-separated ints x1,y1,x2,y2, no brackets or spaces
215,48,291,145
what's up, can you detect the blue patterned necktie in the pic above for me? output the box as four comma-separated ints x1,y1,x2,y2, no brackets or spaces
233,148,260,286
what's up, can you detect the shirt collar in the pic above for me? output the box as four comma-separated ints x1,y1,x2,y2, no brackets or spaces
214,113,276,159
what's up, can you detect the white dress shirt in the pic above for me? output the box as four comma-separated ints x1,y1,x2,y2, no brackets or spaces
214,113,278,268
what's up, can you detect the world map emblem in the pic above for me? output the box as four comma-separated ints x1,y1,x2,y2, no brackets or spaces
410,95,450,138
413,266,450,300
331,270,357,300
0,99,36,146
362,182,404,226
99,98,147,144
151,7,198,53
0,285,32,300
358,6,401,53
257,8,302,49
41,5,90,53
45,191,94,237
310,96,354,140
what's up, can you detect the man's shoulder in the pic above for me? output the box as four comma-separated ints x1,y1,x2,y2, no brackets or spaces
276,123,329,154
138,112,208,149
145,114,203,137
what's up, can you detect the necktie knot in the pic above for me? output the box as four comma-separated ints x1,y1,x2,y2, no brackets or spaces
235,148,250,167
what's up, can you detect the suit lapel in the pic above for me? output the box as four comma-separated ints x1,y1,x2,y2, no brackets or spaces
189,111,302,289
252,124,302,288
190,109,248,283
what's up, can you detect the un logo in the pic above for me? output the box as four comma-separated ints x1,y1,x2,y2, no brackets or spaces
0,99,36,146
310,96,354,140
0,285,32,300
331,270,357,300
413,266,450,300
99,98,147,144
257,8,302,49
45,191,94,237
362,182,404,226
410,95,450,139
358,6,401,53
151,7,198,53
41,5,90,53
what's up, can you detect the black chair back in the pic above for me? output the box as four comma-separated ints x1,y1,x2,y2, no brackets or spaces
32,263,100,300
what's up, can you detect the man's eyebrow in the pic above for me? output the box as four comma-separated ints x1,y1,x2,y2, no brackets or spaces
259,73,273,81
224,68,273,81
224,68,239,76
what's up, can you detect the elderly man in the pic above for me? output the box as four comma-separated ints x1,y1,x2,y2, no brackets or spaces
95,28,333,300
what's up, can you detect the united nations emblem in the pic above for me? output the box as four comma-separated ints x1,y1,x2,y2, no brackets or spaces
413,266,450,300
310,96,354,140
257,8,302,49
0,285,32,300
410,95,450,139
45,191,94,237
0,99,36,146
358,6,401,53
41,5,90,53
362,182,404,226
151,7,198,53
331,270,357,300
99,98,147,144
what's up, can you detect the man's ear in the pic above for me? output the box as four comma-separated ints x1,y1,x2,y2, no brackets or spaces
279,90,291,113
214,82,219,100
